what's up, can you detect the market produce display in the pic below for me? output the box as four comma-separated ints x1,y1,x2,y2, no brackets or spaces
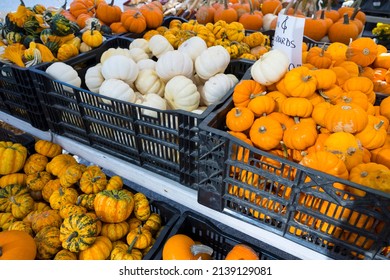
0,138,171,260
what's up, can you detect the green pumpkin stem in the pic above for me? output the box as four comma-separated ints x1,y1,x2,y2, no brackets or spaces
127,235,138,253
375,120,385,130
66,231,79,243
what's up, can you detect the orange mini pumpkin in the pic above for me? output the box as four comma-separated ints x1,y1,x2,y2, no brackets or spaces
225,243,259,260
162,234,213,260
0,230,37,260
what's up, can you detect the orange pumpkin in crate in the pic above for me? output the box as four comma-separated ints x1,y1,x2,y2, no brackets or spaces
0,230,37,260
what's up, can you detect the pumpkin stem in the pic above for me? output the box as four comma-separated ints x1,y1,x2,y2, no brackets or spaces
66,231,79,243
91,176,101,183
375,120,385,130
223,0,228,10
360,171,368,178
342,13,350,25
249,91,267,99
109,0,115,6
279,141,289,158
259,126,267,134
352,0,362,8
234,107,242,117
293,116,300,124
190,244,213,259
0,246,2,257
127,235,138,253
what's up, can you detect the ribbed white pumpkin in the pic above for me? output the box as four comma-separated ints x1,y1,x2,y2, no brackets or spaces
129,38,152,57
101,55,139,85
177,36,208,62
137,59,156,71
100,47,132,64
155,50,194,82
99,78,136,105
136,93,167,118
199,73,238,106
250,49,289,86
134,69,165,97
164,75,200,111
148,34,174,58
194,45,230,80
128,47,149,62
85,63,104,93
45,62,81,92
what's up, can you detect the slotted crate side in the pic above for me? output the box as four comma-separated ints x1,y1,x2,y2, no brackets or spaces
197,96,390,260
0,62,49,130
153,211,295,260
29,37,137,147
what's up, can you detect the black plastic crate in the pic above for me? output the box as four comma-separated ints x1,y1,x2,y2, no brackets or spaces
153,211,295,260
0,61,49,130
29,35,253,188
197,84,390,260
29,36,136,147
0,125,36,154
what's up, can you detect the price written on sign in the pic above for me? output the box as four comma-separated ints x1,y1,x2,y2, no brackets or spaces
272,14,305,70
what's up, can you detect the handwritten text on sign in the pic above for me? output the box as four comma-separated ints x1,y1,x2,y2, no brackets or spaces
272,14,305,70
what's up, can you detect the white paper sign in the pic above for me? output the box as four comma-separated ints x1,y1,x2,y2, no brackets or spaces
272,14,305,70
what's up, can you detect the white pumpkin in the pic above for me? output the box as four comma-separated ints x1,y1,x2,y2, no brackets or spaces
85,63,104,93
136,93,167,118
155,50,194,82
130,38,152,57
79,42,92,53
164,75,200,111
148,34,174,58
226,74,239,85
101,55,139,85
262,13,278,31
250,49,289,86
128,47,149,62
195,45,230,80
134,68,165,97
137,59,156,71
177,36,208,62
99,78,136,104
100,47,132,64
45,62,81,92
200,73,238,106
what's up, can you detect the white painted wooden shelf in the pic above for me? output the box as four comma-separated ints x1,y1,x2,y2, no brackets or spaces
0,111,332,260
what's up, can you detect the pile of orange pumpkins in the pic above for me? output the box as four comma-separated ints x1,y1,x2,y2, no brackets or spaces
225,35,390,194
194,0,369,44
0,138,165,260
